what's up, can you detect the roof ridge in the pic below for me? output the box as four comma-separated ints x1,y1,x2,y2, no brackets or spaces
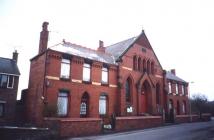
63,41,113,57
106,36,137,48
0,57,12,61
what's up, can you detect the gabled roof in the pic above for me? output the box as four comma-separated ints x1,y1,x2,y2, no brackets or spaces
105,36,138,60
166,71,187,83
49,41,116,65
0,57,20,75
105,31,163,69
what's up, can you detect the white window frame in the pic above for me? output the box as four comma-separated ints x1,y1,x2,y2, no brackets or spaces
101,67,108,84
7,75,14,89
182,102,186,114
182,85,185,95
60,59,70,79
168,82,172,94
175,84,178,95
99,95,107,115
57,91,69,116
83,63,91,82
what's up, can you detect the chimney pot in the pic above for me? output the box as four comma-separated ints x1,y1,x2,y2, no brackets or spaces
39,22,49,54
98,40,105,52
13,50,18,63
171,69,176,75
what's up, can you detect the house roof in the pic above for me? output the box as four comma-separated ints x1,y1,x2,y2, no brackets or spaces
105,36,138,60
166,71,187,83
49,41,116,65
0,57,20,75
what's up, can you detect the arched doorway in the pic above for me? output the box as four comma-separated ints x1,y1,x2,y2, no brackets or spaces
80,92,89,118
141,80,152,114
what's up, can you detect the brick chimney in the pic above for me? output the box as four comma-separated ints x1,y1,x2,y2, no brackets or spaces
97,40,105,52
171,69,176,75
38,22,49,54
12,50,18,63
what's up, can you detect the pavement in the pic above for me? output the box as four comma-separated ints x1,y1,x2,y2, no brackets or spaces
68,119,214,140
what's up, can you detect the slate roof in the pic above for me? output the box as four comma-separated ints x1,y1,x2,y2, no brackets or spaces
105,36,138,60
166,71,187,83
49,41,116,65
0,57,20,75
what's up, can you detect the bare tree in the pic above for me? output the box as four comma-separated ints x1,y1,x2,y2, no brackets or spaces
191,93,209,119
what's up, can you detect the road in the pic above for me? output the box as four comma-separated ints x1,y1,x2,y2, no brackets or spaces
70,119,214,140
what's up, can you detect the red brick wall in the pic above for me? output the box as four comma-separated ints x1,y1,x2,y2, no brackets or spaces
26,53,46,125
115,116,163,132
117,34,164,116
44,118,102,137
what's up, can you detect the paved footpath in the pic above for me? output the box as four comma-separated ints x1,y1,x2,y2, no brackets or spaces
68,119,214,140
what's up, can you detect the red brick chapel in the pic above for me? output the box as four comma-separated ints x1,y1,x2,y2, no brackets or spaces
25,22,189,129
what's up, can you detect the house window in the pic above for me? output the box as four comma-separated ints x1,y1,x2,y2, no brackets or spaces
182,85,185,95
101,67,108,84
182,101,186,114
176,84,178,94
0,103,4,117
60,59,70,79
57,91,69,116
99,95,107,115
0,75,8,88
7,75,14,88
0,74,14,89
83,63,91,82
168,82,172,94
125,78,131,103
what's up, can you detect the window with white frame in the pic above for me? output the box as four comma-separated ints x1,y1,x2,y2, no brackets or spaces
101,67,108,84
168,82,172,94
7,75,14,88
99,95,107,115
83,63,91,82
57,91,69,116
0,74,14,89
60,59,70,79
182,85,185,95
175,84,178,94
182,101,186,114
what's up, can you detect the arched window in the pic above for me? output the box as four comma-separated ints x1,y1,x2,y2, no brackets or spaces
133,56,137,70
99,95,107,115
147,60,150,74
156,84,160,105
151,62,155,74
125,78,131,103
138,57,141,71
143,59,146,72
80,92,89,117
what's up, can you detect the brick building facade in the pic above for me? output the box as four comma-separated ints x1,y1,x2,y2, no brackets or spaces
26,22,189,129
0,51,20,124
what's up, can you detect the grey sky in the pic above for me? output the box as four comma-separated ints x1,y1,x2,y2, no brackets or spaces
0,0,214,100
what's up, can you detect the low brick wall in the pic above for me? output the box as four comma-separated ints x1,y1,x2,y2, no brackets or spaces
44,118,102,137
115,116,163,132
176,114,211,123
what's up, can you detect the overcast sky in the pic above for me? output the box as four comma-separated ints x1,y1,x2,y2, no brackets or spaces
0,0,214,101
